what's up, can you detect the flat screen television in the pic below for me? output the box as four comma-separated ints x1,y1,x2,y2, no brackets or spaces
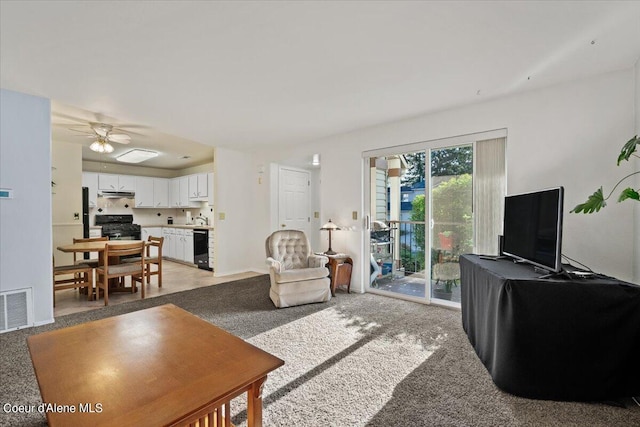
502,187,564,273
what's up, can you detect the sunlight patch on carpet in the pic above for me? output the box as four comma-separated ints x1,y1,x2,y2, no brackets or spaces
239,306,446,426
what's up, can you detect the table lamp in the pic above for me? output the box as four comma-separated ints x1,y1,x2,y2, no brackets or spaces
320,219,340,255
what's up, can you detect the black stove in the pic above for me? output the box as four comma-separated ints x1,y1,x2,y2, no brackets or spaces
95,214,141,240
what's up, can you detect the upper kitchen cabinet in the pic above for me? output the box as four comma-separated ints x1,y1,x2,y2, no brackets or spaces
170,176,198,207
188,173,208,201
135,177,169,208
98,173,135,191
153,178,169,208
82,172,98,208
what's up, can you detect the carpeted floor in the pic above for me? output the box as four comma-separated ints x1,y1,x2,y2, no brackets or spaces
1,275,638,426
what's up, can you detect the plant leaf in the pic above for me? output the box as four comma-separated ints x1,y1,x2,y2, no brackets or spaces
617,135,639,165
570,187,606,214
618,187,640,202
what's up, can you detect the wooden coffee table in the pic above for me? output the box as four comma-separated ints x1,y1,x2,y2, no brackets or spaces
27,304,284,426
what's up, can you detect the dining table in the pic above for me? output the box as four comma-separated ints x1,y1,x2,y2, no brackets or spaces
57,239,147,295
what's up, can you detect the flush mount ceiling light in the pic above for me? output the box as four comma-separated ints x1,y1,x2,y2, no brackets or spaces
116,149,159,164
89,136,114,153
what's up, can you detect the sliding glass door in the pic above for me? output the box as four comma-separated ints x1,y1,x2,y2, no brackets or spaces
364,131,506,307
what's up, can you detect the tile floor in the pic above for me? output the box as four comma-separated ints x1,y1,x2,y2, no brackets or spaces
54,260,262,317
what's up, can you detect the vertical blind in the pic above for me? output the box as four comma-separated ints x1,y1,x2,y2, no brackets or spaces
474,137,506,255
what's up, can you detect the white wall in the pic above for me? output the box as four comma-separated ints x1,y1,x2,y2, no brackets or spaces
249,68,638,286
214,147,256,276
0,89,53,325
52,140,83,265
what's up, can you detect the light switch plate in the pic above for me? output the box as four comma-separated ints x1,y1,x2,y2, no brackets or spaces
352,211,358,220
219,212,226,220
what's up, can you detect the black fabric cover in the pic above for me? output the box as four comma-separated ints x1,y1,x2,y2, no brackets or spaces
460,254,640,401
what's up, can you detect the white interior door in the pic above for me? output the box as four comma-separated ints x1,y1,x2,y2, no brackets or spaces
278,167,311,236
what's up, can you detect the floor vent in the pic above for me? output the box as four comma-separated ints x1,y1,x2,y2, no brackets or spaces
0,288,33,333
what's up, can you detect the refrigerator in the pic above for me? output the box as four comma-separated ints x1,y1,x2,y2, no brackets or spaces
82,187,90,259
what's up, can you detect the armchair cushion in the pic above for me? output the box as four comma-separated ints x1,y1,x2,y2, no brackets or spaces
274,266,329,284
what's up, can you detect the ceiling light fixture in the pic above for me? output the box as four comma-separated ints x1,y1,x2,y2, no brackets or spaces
89,137,114,153
116,149,159,164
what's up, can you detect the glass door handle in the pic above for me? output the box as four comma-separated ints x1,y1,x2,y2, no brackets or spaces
430,219,435,229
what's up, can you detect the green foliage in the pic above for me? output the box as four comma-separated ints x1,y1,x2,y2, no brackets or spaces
570,187,606,214
618,188,640,202
401,146,473,186
617,135,640,165
408,174,473,256
431,174,474,255
431,146,473,177
571,135,639,214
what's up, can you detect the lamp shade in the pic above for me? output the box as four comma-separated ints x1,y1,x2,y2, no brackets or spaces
320,219,340,230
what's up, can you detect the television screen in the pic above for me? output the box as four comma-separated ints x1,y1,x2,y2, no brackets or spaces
502,187,564,273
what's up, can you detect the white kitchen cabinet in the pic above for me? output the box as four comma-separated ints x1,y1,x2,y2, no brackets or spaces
184,230,194,264
98,174,135,191
162,228,175,259
180,176,194,207
82,172,98,208
153,178,169,208
134,177,169,208
169,178,180,208
134,177,154,207
174,229,185,261
208,233,215,270
142,227,162,258
119,175,136,191
188,173,208,201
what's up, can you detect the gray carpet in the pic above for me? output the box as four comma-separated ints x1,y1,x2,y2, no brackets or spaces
1,275,638,427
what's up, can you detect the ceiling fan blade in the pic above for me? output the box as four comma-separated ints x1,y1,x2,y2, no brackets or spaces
108,134,131,144
67,127,95,136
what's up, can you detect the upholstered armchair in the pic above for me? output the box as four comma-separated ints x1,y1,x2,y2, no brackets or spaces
265,230,331,308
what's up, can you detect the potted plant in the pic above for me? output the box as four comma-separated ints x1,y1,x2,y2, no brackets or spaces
571,135,639,213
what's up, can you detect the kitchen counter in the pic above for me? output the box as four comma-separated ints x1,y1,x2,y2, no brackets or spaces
141,224,214,230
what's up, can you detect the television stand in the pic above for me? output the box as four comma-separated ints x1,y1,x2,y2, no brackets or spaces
460,254,640,401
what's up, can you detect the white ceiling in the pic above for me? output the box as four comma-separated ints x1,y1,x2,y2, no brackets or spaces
2,1,640,168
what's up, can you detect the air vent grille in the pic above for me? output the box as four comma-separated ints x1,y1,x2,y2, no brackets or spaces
0,288,33,333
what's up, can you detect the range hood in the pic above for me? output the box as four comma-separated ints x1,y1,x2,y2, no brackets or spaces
98,190,135,199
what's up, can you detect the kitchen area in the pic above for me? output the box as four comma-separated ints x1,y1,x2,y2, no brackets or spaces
51,111,218,274
82,170,215,271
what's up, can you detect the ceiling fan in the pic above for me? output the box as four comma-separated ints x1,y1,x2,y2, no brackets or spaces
68,122,132,153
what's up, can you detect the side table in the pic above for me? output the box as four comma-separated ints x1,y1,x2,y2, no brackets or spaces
326,254,353,296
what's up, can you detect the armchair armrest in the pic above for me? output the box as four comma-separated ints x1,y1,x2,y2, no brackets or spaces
266,257,283,273
308,254,328,268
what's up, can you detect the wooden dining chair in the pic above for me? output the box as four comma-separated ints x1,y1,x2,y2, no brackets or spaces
131,236,164,291
95,241,145,306
53,256,94,307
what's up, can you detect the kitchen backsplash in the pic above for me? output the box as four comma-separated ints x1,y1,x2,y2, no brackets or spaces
92,197,214,227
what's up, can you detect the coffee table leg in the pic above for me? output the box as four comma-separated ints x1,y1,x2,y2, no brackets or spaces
247,376,267,427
